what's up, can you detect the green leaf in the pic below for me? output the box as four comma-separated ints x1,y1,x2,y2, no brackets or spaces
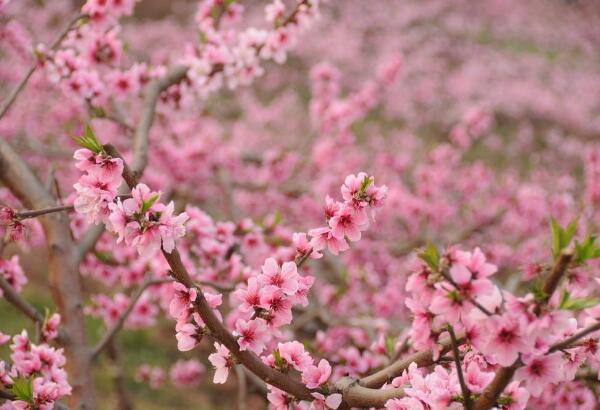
497,395,514,405
560,294,600,311
359,175,373,194
273,349,286,368
10,377,33,403
574,235,600,264
558,290,570,309
140,193,160,214
529,282,547,302
418,242,439,271
73,124,104,154
384,336,395,357
549,217,577,260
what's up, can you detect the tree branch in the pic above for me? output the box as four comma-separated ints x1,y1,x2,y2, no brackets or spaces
549,321,600,353
448,325,472,409
131,66,188,177
359,336,457,388
0,274,67,345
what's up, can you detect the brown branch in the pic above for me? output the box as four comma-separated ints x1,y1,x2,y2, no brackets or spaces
91,277,170,359
472,362,520,410
0,274,43,323
334,377,405,408
448,325,472,409
0,13,85,121
102,144,138,189
15,204,74,219
549,321,600,353
359,335,457,389
76,224,105,262
13,194,131,220
540,250,574,306
131,66,188,177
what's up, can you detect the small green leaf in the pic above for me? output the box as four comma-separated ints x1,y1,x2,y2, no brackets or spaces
558,290,570,309
550,217,561,260
359,175,373,194
561,296,600,311
418,242,439,271
529,282,547,301
497,395,514,405
10,377,33,403
73,124,104,154
384,336,395,357
574,235,600,264
549,217,577,260
140,193,160,214
273,349,286,368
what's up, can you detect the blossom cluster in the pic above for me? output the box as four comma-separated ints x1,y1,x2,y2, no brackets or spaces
0,208,25,242
35,0,326,111
0,256,27,297
395,242,600,409
73,145,189,258
73,146,123,225
0,329,71,410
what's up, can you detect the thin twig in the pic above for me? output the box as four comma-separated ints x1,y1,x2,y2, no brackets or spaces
549,321,600,353
13,194,132,220
448,325,472,409
16,204,74,219
0,274,44,323
0,13,85,120
91,277,170,359
359,334,460,388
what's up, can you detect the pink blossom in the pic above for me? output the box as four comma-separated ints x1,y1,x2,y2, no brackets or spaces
302,359,332,388
232,277,261,312
480,314,530,366
170,359,204,388
208,342,233,384
308,226,349,255
277,341,312,372
175,323,200,352
328,205,368,242
41,313,60,342
259,285,293,327
169,282,197,319
515,353,565,397
0,256,27,295
136,364,164,389
235,318,269,354
258,258,299,295
309,392,343,410
384,397,425,410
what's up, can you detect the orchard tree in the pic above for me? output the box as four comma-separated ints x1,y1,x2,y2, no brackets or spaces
2,0,600,409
